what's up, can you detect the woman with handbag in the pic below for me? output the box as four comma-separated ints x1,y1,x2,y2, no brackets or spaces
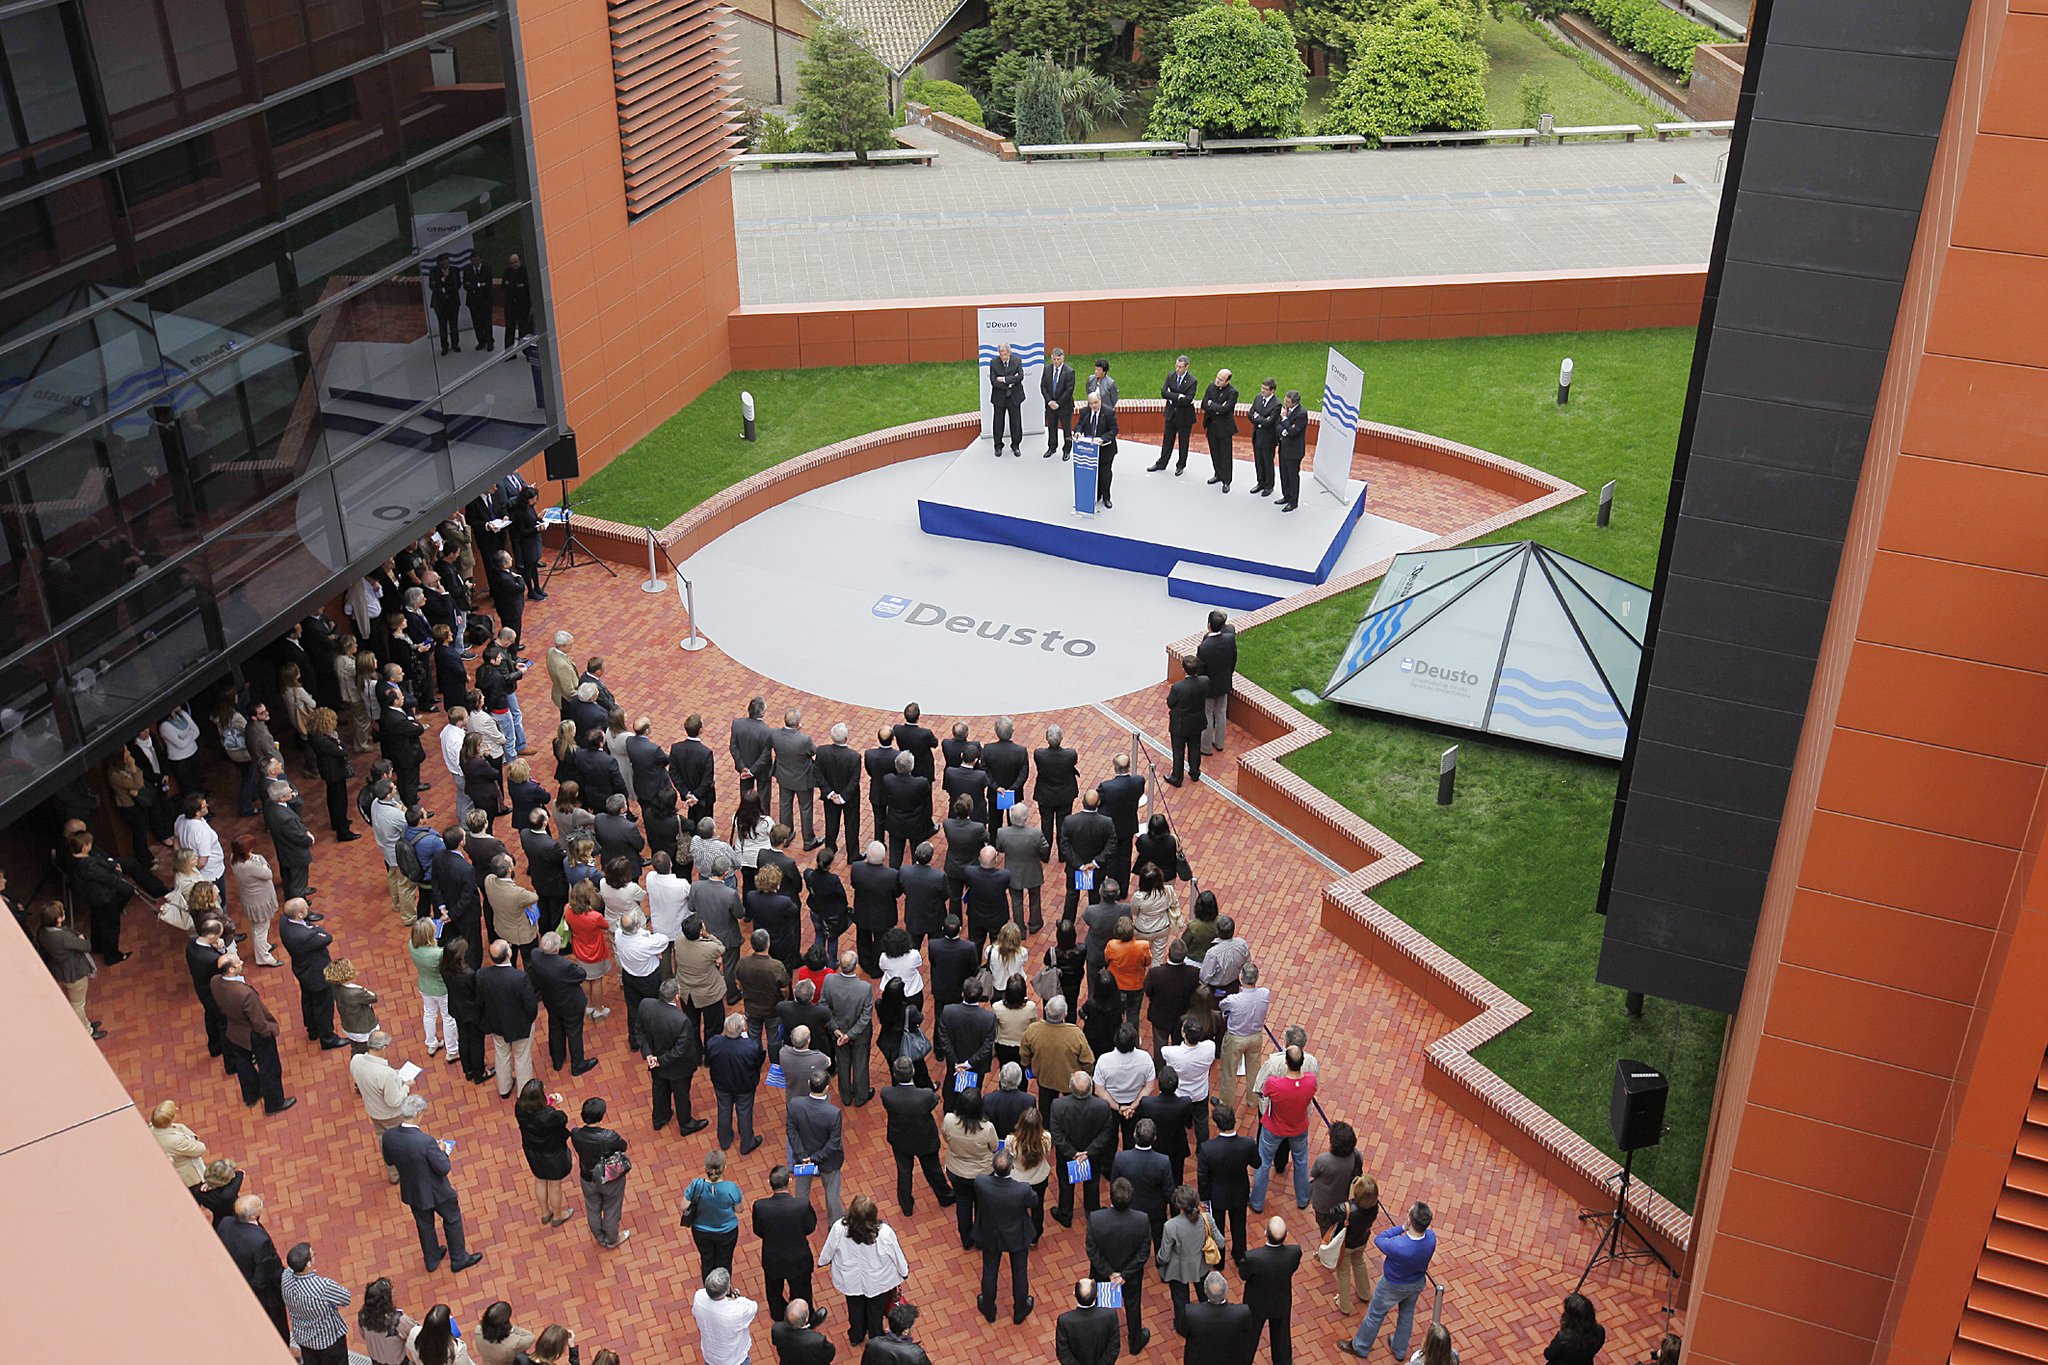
818,1194,910,1348
1329,1173,1381,1315
681,1148,745,1276
514,1079,572,1227
569,1095,633,1249
1156,1184,1226,1335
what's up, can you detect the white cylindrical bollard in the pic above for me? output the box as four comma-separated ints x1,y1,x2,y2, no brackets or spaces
641,527,667,593
1557,357,1574,406
742,390,757,442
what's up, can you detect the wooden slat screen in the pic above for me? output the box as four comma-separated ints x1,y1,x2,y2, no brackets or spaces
608,0,741,219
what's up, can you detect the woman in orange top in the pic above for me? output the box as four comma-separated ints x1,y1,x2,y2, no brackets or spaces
1104,916,1152,1027
562,881,614,1021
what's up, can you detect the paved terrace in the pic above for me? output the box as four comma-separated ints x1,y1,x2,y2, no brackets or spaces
735,136,1726,303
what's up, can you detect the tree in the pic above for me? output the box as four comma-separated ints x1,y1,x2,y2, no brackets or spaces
1144,0,1308,140
1293,0,1483,57
1013,56,1130,143
1317,14,1488,140
906,66,985,125
790,10,898,159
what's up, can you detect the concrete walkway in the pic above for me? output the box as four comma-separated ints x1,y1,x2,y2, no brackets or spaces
735,137,1725,303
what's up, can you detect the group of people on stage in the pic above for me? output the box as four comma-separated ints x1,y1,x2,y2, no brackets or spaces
986,348,1315,514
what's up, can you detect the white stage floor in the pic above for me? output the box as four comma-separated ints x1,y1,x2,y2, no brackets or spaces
679,450,1432,714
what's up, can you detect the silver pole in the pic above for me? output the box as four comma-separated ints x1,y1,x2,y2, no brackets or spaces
641,527,667,593
679,575,707,651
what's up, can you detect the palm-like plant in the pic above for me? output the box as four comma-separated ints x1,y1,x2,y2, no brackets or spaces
1012,56,1130,144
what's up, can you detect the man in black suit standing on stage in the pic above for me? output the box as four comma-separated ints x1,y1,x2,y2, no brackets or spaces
1150,356,1198,475
1043,347,1076,459
1076,393,1119,510
989,342,1025,456
1200,369,1239,492
1276,390,1310,513
1246,379,1281,497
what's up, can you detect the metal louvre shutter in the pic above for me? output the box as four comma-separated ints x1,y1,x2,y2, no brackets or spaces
608,0,741,218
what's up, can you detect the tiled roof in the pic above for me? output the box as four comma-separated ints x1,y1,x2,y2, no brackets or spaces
802,0,967,72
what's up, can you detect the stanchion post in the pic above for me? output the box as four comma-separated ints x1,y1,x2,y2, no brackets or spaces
640,526,667,593
678,575,707,651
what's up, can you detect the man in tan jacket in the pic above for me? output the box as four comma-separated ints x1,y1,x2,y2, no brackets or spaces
349,1031,414,1183
546,631,579,716
1021,994,1095,1127
485,855,540,963
674,915,731,1048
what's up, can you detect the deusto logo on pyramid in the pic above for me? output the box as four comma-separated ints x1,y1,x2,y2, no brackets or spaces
1400,657,1480,686
871,596,1098,656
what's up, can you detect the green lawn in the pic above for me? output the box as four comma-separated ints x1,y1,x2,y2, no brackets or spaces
576,330,1724,1209
1478,10,1668,130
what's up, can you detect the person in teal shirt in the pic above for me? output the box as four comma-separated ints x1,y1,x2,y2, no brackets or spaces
683,1148,746,1278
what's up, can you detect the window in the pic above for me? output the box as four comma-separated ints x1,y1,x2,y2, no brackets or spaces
122,133,220,203
0,6,98,187
264,79,361,146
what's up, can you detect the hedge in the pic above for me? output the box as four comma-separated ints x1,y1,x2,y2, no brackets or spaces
907,74,985,126
1574,0,1718,80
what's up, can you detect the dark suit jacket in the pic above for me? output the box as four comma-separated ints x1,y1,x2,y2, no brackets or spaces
594,811,645,872
380,706,426,764
670,738,717,812
265,800,314,868
963,865,1010,930
756,1191,821,1270
521,829,568,898
1033,746,1079,806
528,949,587,1017
1052,1092,1116,1166
570,743,622,806
1161,369,1198,418
987,1086,1035,1139
1247,393,1281,446
1060,809,1115,869
218,1217,285,1305
433,849,481,921
1075,405,1118,453
639,997,700,1075
1041,362,1076,409
861,1331,931,1365
937,1001,997,1071
928,934,978,1006
863,745,897,809
1197,1134,1259,1208
943,767,992,826
1201,382,1240,436
901,863,950,938
1183,1302,1255,1365
707,1032,766,1092
1240,1242,1302,1318
815,743,862,805
988,352,1025,406
941,816,986,877
279,916,333,990
1112,1147,1174,1222
1198,627,1238,698
879,1080,942,1155
975,1171,1040,1252
1058,1307,1122,1365
1087,1205,1154,1281
983,740,1030,797
383,1124,459,1210
477,962,539,1039
850,861,902,931
775,1322,837,1365
1097,775,1144,843
787,1092,844,1172
1167,677,1209,739
1277,404,1309,459
627,735,672,798
882,773,933,839
1136,1093,1195,1166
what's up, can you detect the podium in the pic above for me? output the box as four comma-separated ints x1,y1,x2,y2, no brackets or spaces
1072,436,1100,515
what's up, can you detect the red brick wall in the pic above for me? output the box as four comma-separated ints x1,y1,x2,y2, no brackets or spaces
1689,43,1748,122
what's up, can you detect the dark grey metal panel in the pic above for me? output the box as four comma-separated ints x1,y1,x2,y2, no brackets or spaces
1596,0,1971,1014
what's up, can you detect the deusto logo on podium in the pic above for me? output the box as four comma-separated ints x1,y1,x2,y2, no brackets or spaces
872,596,1098,656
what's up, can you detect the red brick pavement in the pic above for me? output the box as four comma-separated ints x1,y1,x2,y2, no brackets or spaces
84,469,1678,1365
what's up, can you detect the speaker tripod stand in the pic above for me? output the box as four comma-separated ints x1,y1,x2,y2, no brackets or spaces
1576,1148,1674,1292
543,479,615,589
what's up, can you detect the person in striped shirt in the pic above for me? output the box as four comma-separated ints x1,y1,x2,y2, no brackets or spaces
280,1242,353,1365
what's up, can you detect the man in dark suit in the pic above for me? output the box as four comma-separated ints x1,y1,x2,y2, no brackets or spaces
900,842,949,949
429,255,463,354
707,1012,767,1154
1183,1274,1254,1365
862,726,897,850
975,1151,1040,1324
595,794,645,875
433,829,482,954
943,744,992,829
988,1062,1036,1138
814,723,864,856
570,731,622,809
787,1070,846,1222
212,954,295,1114
927,916,979,1013
1245,379,1281,496
1197,612,1238,757
66,829,136,963
771,707,821,850
1241,1215,1303,1365
937,978,997,1103
880,1055,955,1214
626,717,672,801
880,753,932,869
940,797,987,919
638,977,705,1131
279,899,346,1048
1075,392,1118,509
379,694,428,805
1275,389,1310,513
1057,1281,1123,1365
1051,1072,1116,1225
1197,1105,1260,1265
520,808,570,934
893,703,939,808
1042,347,1076,458
1150,356,1199,474
531,931,598,1076
1137,1069,1196,1189
730,695,775,798
1087,1178,1154,1354
1059,791,1116,923
988,341,1025,456
1165,655,1210,788
1111,1119,1175,1249
1032,724,1079,852
1200,368,1240,491
753,1164,821,1321
962,848,1011,953
848,842,901,977
477,940,539,1097
501,252,532,347
263,781,317,901
670,714,719,829
982,717,1030,813
1095,756,1145,887
382,1095,483,1272
464,254,496,352
774,1300,836,1365
219,1194,290,1341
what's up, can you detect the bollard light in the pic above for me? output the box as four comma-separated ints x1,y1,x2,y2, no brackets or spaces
1438,745,1459,806
742,390,757,442
1557,357,1574,406
1597,479,1616,529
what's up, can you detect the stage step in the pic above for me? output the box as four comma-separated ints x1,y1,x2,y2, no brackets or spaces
1166,559,1310,610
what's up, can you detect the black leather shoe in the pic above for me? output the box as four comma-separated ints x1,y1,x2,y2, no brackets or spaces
451,1252,484,1273
572,1058,600,1076
978,1298,997,1324
1146,462,1167,472
1132,1329,1152,1352
1014,1297,1035,1324
265,1097,299,1115
1206,477,1222,485
740,1136,764,1155
811,1307,830,1328
320,1038,350,1050
1062,451,1070,462
678,1118,709,1135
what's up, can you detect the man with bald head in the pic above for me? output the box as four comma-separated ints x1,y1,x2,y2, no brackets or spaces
962,844,1012,950
1050,1071,1115,1226
218,1193,289,1340
815,721,864,855
773,1298,836,1365
1241,1214,1303,1365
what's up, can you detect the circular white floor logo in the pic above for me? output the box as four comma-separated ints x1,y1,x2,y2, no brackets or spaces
873,595,1097,656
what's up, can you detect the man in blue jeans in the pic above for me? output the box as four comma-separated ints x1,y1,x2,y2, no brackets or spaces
1338,1202,1437,1360
1249,1046,1317,1212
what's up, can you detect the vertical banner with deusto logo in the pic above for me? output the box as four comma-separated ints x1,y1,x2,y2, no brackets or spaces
977,306,1046,439
1308,347,1363,501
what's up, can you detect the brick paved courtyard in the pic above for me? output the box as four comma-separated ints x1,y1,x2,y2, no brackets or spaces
736,139,1726,303
88,443,1679,1364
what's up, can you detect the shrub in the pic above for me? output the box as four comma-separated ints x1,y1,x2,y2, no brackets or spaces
1014,57,1129,143
908,75,985,125
1574,0,1717,80
1517,72,1551,127
1145,0,1309,140
1317,15,1488,141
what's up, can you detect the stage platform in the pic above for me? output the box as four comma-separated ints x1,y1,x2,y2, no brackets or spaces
918,437,1377,606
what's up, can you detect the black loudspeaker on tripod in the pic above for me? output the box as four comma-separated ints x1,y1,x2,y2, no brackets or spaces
541,429,614,585
1577,1058,1674,1292
544,430,580,481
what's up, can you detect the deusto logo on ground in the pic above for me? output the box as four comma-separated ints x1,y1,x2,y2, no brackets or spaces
872,596,1098,656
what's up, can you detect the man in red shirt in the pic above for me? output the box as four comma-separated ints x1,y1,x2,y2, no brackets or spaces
1250,1046,1317,1212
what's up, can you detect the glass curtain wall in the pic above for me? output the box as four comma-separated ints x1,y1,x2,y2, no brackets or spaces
0,0,558,816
